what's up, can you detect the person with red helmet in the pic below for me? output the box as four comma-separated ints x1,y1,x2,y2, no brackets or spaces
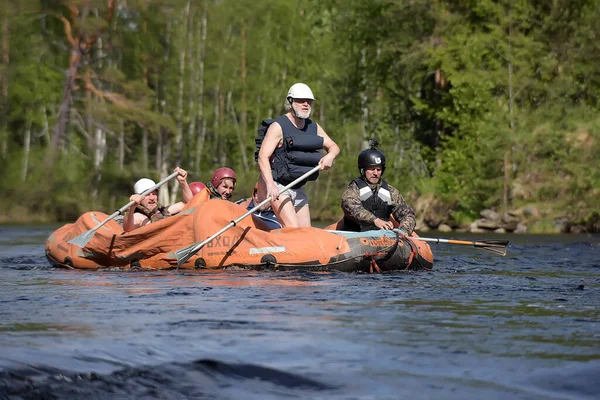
123,167,193,232
189,181,207,195
255,83,340,228
207,167,237,200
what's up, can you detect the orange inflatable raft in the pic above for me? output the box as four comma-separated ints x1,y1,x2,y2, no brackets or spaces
45,191,433,272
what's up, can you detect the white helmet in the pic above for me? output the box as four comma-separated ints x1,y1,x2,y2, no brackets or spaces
287,83,315,101
133,178,157,195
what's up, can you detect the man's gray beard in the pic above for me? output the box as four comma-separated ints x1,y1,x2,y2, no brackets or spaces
292,103,311,119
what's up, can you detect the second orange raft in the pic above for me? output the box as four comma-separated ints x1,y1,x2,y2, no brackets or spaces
45,191,433,272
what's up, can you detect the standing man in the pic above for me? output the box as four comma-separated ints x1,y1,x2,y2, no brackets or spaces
341,142,416,234
123,167,192,232
256,83,340,228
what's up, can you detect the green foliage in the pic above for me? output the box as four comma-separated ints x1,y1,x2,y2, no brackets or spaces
0,0,597,228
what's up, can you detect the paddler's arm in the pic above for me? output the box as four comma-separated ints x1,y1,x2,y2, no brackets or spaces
316,124,340,170
341,183,378,226
390,187,416,235
164,168,193,216
257,122,283,201
122,194,143,232
175,167,193,203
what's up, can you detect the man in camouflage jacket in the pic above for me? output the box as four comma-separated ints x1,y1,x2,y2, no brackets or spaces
341,143,416,234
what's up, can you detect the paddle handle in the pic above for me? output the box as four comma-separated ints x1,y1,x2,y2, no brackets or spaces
411,237,470,245
409,235,509,255
409,236,496,247
178,165,321,266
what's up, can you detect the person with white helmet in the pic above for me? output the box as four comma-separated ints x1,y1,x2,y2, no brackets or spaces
122,167,193,232
255,83,340,228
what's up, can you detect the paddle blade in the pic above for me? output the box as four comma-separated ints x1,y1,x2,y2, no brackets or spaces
67,230,96,248
474,240,510,256
174,242,202,267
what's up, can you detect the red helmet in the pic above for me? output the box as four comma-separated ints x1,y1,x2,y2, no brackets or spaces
211,167,237,188
189,181,206,195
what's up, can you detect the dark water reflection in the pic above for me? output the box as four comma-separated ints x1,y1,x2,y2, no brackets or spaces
0,225,599,399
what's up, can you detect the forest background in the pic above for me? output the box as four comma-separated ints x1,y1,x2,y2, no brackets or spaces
0,0,598,233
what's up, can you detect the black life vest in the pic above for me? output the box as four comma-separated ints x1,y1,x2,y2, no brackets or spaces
255,115,323,188
343,178,395,232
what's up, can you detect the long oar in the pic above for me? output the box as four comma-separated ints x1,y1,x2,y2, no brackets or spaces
175,165,321,267
409,235,510,256
68,171,180,248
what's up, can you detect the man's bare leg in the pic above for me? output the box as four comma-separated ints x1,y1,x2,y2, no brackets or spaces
272,196,299,227
295,205,311,227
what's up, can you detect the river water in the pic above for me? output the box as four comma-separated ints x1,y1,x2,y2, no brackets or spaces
0,225,598,399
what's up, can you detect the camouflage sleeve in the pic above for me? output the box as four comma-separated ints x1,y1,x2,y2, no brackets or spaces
389,186,416,235
341,182,377,225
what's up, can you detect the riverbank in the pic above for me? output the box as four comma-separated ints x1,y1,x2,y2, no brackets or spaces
410,193,600,235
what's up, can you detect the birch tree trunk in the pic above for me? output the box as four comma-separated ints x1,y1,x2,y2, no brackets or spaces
92,16,106,175
343,116,351,154
212,61,223,166
195,120,206,175
49,44,81,163
142,129,148,174
93,125,106,173
256,11,269,124
240,18,247,149
158,21,172,206
315,97,328,207
432,0,443,167
228,89,249,170
194,3,207,175
91,12,106,202
213,24,232,167
41,105,50,144
139,17,149,176
504,14,515,219
21,118,32,182
393,123,400,167
170,3,190,203
85,90,93,150
360,47,369,149
174,2,190,168
118,119,124,171
155,88,162,174
218,90,225,165
186,3,196,171
1,15,9,158
269,66,287,119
